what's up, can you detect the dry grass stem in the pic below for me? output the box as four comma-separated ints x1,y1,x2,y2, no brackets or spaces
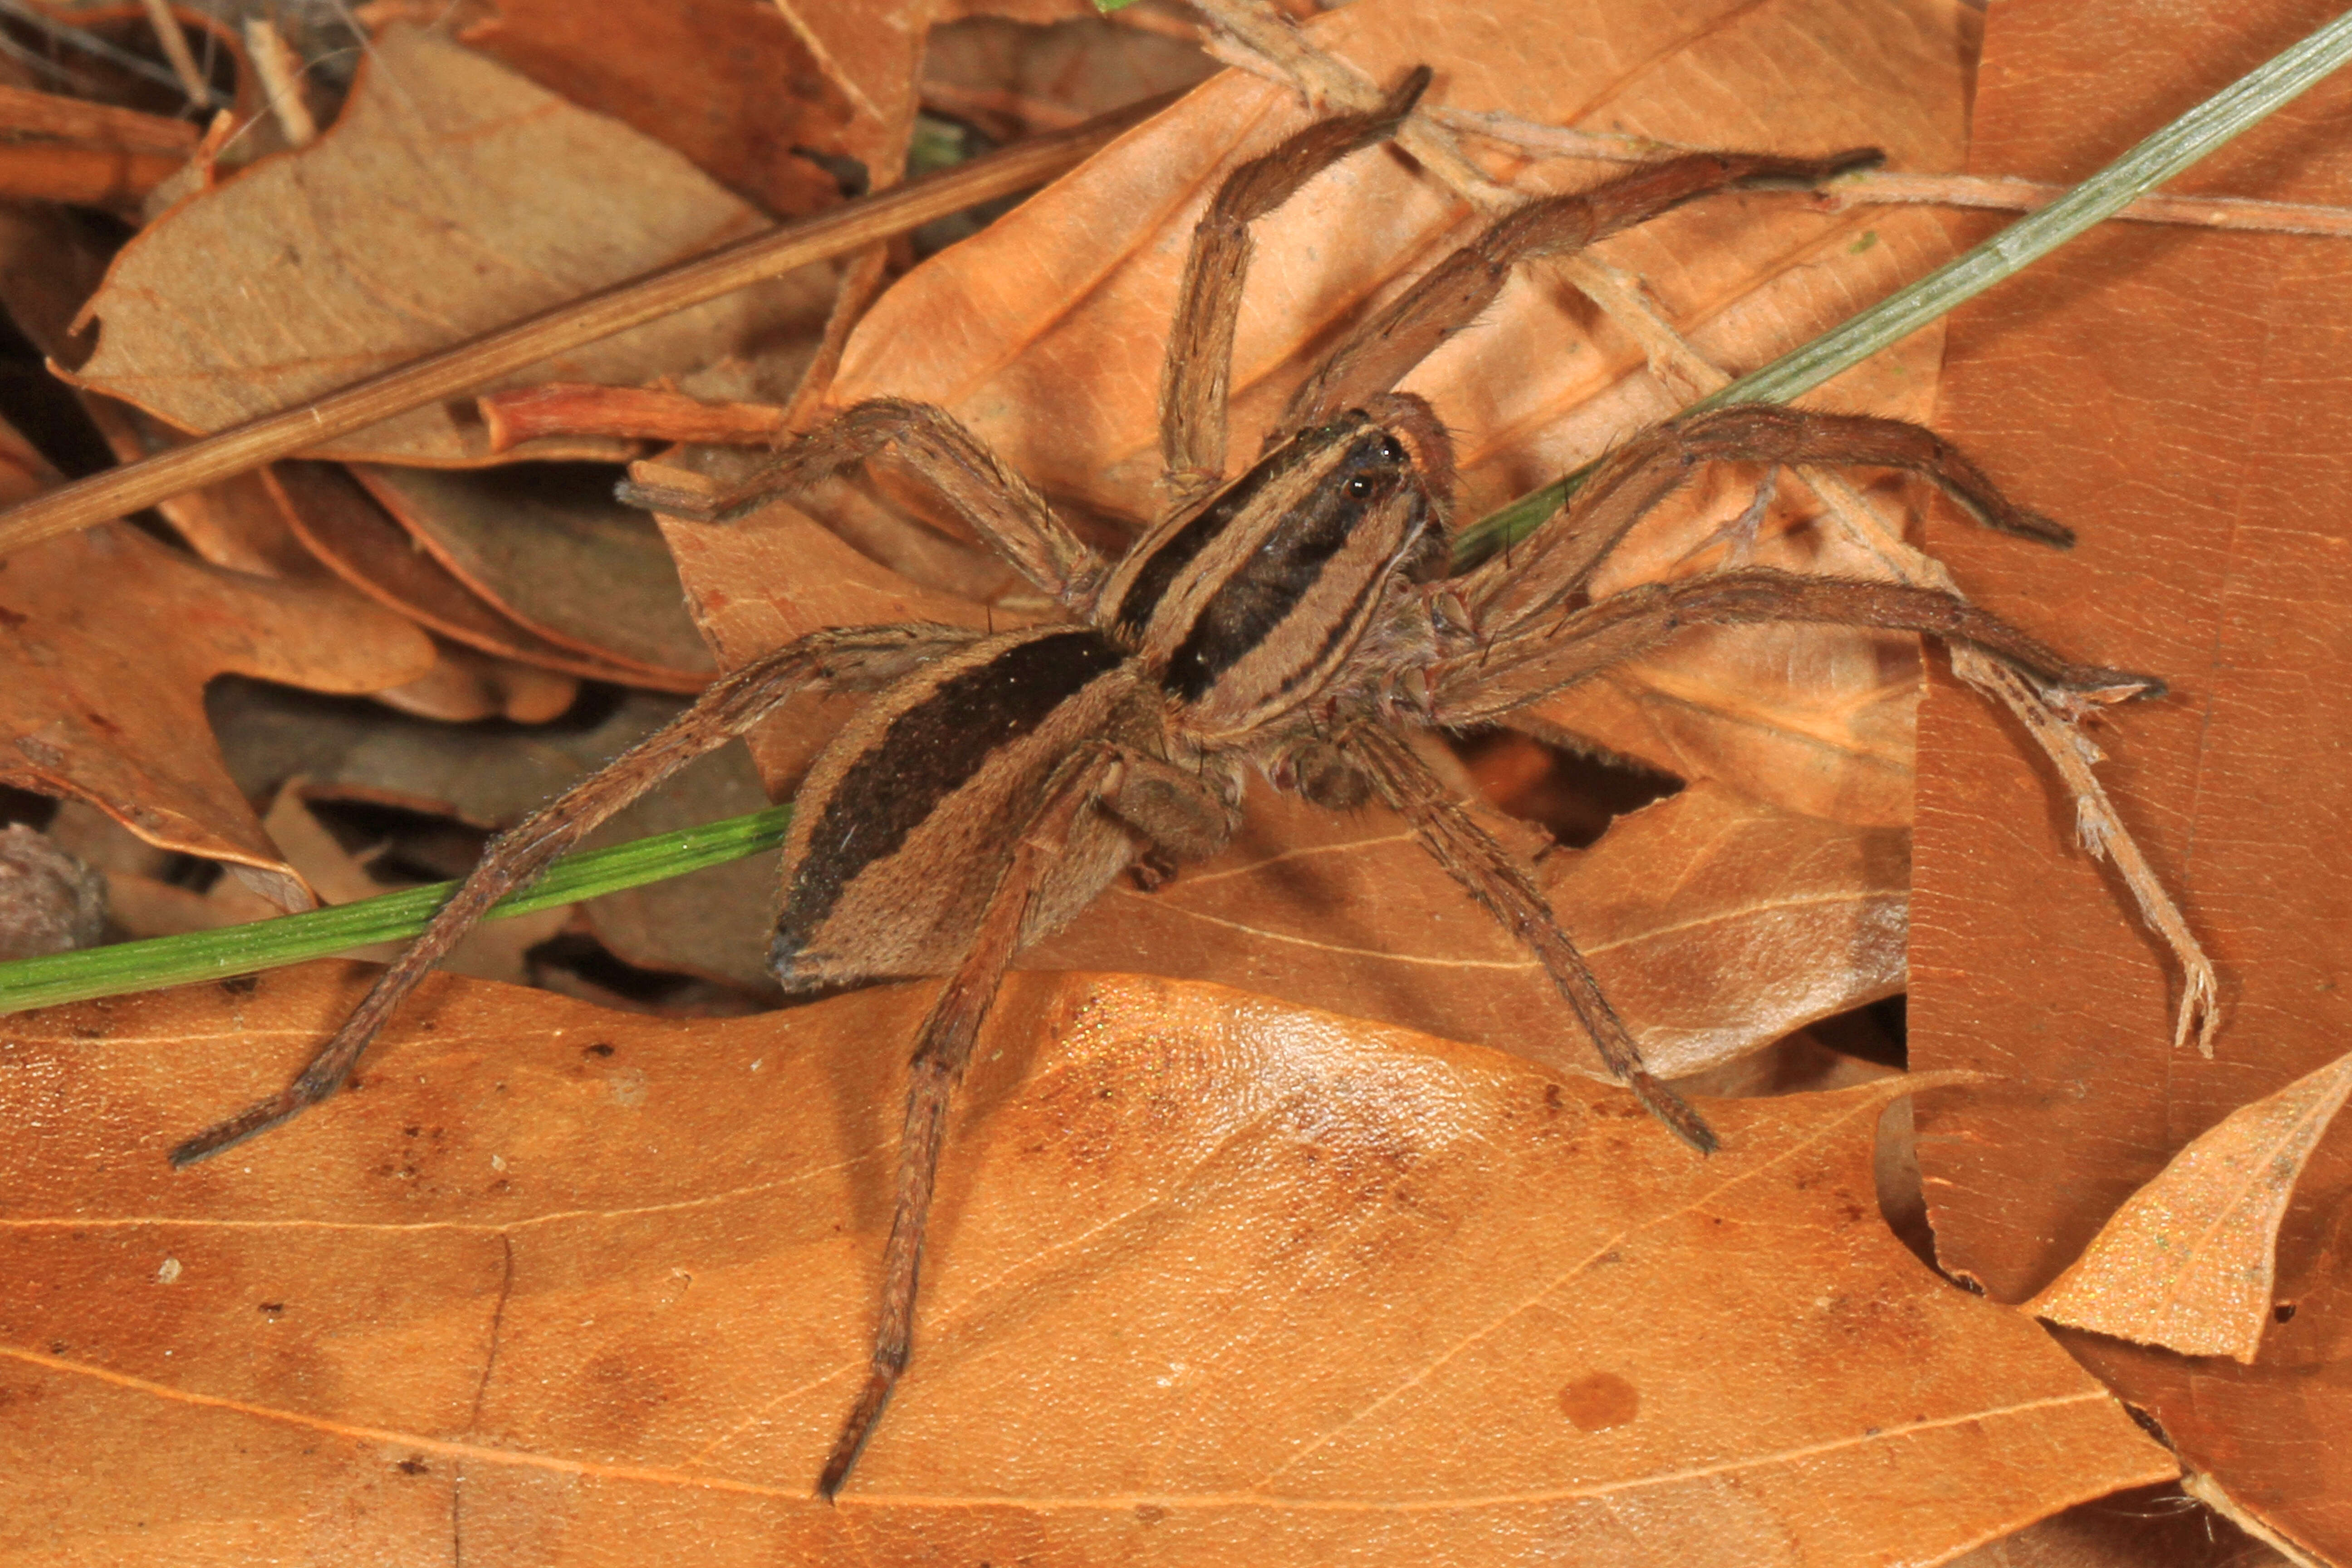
135,0,209,108
1441,104,2352,239
0,94,1171,560
243,17,317,148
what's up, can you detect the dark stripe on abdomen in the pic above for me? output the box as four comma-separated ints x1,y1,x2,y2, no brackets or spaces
778,628,1124,941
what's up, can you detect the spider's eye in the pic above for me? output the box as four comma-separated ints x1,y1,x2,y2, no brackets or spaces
1378,435,1407,463
1345,475,1375,499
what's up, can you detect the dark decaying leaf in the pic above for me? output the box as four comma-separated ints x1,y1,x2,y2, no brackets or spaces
0,419,433,909
351,464,715,686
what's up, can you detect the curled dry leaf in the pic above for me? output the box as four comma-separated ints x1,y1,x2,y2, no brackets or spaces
2024,1048,2352,1364
66,24,836,466
1024,781,1907,1083
746,0,1983,825
350,464,715,686
266,462,695,691
0,964,2173,1562
0,416,432,908
1908,0,2352,1557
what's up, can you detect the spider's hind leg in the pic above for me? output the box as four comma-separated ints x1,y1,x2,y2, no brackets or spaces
170,622,973,1168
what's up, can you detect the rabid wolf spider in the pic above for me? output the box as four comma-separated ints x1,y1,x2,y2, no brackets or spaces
174,71,2162,1494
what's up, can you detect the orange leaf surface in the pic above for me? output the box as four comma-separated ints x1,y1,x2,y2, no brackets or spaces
760,0,1986,824
0,965,2172,1562
1909,0,2352,1556
1025,781,1906,1083
67,24,835,466
2025,1048,2352,1364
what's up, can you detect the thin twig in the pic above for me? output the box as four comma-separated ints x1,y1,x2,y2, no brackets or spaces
0,92,1173,560
242,16,316,148
134,0,209,109
1439,105,2352,240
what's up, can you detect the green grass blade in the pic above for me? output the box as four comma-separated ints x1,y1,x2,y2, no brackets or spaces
0,807,792,1016
1454,9,2352,563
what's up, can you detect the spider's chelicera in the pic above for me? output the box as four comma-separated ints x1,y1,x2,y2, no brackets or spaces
175,70,2164,1495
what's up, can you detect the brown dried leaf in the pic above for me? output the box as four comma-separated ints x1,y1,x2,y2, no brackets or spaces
68,24,836,465
766,0,1979,823
0,422,433,906
0,965,2172,1561
268,462,697,691
1025,780,1906,1083
1908,2,2352,1558
2024,1049,2352,1364
351,463,715,684
457,0,860,215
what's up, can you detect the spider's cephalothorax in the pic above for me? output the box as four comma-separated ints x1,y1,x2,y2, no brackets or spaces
175,69,2164,1496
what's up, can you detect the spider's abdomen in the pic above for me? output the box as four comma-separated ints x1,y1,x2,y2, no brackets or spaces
770,625,1143,991
1099,394,1450,741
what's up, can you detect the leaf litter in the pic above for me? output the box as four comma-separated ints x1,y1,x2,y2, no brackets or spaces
0,965,2173,1564
0,0,2335,1559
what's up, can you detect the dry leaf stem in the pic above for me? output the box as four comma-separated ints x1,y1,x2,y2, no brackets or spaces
0,93,1174,560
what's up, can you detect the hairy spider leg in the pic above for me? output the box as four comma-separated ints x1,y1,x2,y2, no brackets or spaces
1284,146,1882,429
618,397,1106,607
1159,66,1431,500
168,623,977,1167
817,743,1123,1498
1455,404,2083,641
1421,567,2167,727
1342,723,1719,1153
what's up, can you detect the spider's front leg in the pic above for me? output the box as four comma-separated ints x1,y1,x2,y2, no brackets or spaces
1424,567,2164,729
169,622,975,1166
1284,149,1882,430
1157,66,1431,505
1452,404,2084,641
1412,407,2165,725
618,397,1106,608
